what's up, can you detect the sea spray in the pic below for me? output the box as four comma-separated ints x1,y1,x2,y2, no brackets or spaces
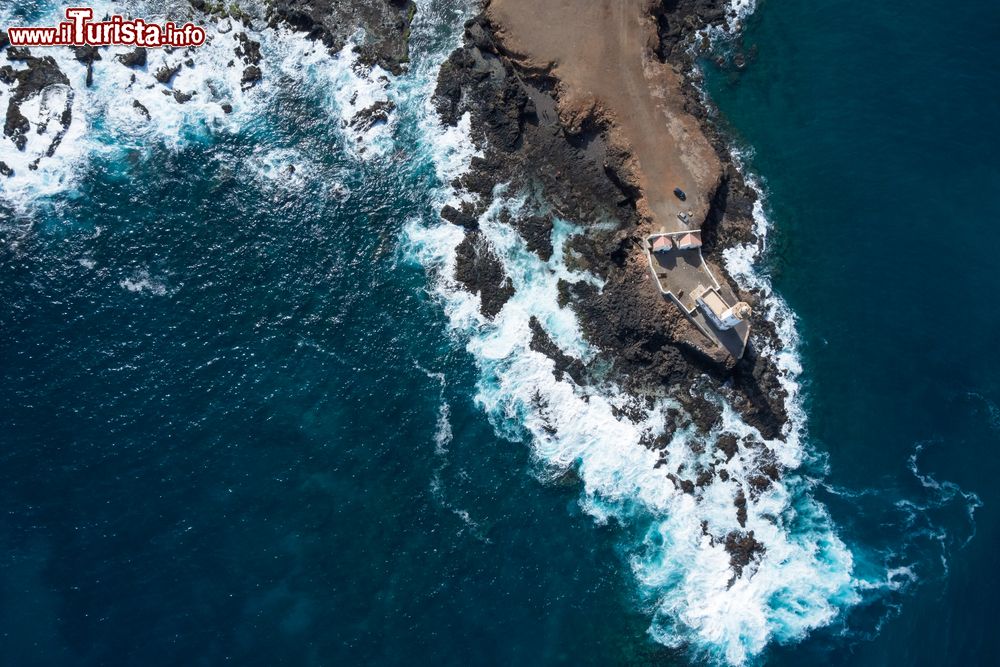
0,0,395,212
393,1,885,663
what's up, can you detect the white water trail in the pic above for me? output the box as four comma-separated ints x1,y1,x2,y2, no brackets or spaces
395,1,884,663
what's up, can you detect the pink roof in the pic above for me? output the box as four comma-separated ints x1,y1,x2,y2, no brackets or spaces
651,236,672,252
676,232,702,248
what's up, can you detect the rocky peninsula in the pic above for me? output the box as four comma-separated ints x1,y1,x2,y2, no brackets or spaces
434,0,787,440
432,1,792,577
1,0,786,583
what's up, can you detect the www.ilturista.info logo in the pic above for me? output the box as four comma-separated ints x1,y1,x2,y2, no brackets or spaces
6,7,206,48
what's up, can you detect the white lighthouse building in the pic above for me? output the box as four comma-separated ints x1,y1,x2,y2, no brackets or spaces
692,285,752,331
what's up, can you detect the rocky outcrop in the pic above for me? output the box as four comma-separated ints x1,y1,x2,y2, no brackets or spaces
132,100,151,119
349,99,396,132
154,63,182,84
266,0,417,75
72,46,101,87
116,47,147,68
724,529,764,581
528,317,585,384
453,230,515,319
2,50,72,155
432,8,788,439
505,212,553,262
234,32,263,89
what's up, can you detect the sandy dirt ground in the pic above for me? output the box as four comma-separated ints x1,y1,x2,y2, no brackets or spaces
487,0,722,233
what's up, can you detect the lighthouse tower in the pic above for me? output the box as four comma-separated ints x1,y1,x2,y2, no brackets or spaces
719,301,752,329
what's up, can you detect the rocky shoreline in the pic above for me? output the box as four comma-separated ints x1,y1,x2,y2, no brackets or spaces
431,1,792,576
433,2,787,440
1,0,416,182
2,0,782,582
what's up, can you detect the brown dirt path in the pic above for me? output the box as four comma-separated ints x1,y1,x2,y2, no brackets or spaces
487,0,721,233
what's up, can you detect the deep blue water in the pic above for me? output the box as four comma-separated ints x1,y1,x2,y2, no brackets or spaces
1,3,662,665
705,0,1000,663
0,67,641,667
1,0,998,664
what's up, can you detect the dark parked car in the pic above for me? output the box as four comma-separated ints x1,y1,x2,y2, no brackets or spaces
673,187,687,201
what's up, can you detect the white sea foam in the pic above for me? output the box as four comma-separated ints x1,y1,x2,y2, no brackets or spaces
0,1,395,211
724,1,759,33
0,0,877,661
396,1,879,663
416,359,490,543
407,192,862,663
119,267,170,295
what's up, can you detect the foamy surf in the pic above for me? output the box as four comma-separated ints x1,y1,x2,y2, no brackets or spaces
405,190,864,662
0,1,395,212
393,2,880,663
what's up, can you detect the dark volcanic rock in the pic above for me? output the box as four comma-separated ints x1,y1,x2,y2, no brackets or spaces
7,47,31,61
349,99,395,132
241,65,262,88
2,53,71,153
0,160,12,177
509,214,554,261
716,434,738,461
154,63,182,84
454,230,515,319
234,32,262,67
654,0,729,61
734,489,748,528
117,47,147,68
73,45,101,87
440,202,479,230
672,476,696,495
73,46,101,64
2,54,69,101
132,99,150,119
5,104,30,150
433,8,789,453
268,0,417,75
528,317,586,384
724,530,764,580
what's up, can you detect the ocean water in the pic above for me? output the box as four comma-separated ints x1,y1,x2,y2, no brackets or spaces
0,0,994,665
703,0,1000,663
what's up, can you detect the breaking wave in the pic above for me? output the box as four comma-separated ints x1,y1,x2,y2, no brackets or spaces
0,0,395,213
3,0,980,663
399,5,869,662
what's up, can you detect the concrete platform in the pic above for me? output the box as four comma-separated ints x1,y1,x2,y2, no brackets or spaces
646,234,750,359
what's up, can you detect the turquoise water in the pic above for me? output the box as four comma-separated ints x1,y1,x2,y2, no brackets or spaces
705,0,999,663
1,0,995,664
